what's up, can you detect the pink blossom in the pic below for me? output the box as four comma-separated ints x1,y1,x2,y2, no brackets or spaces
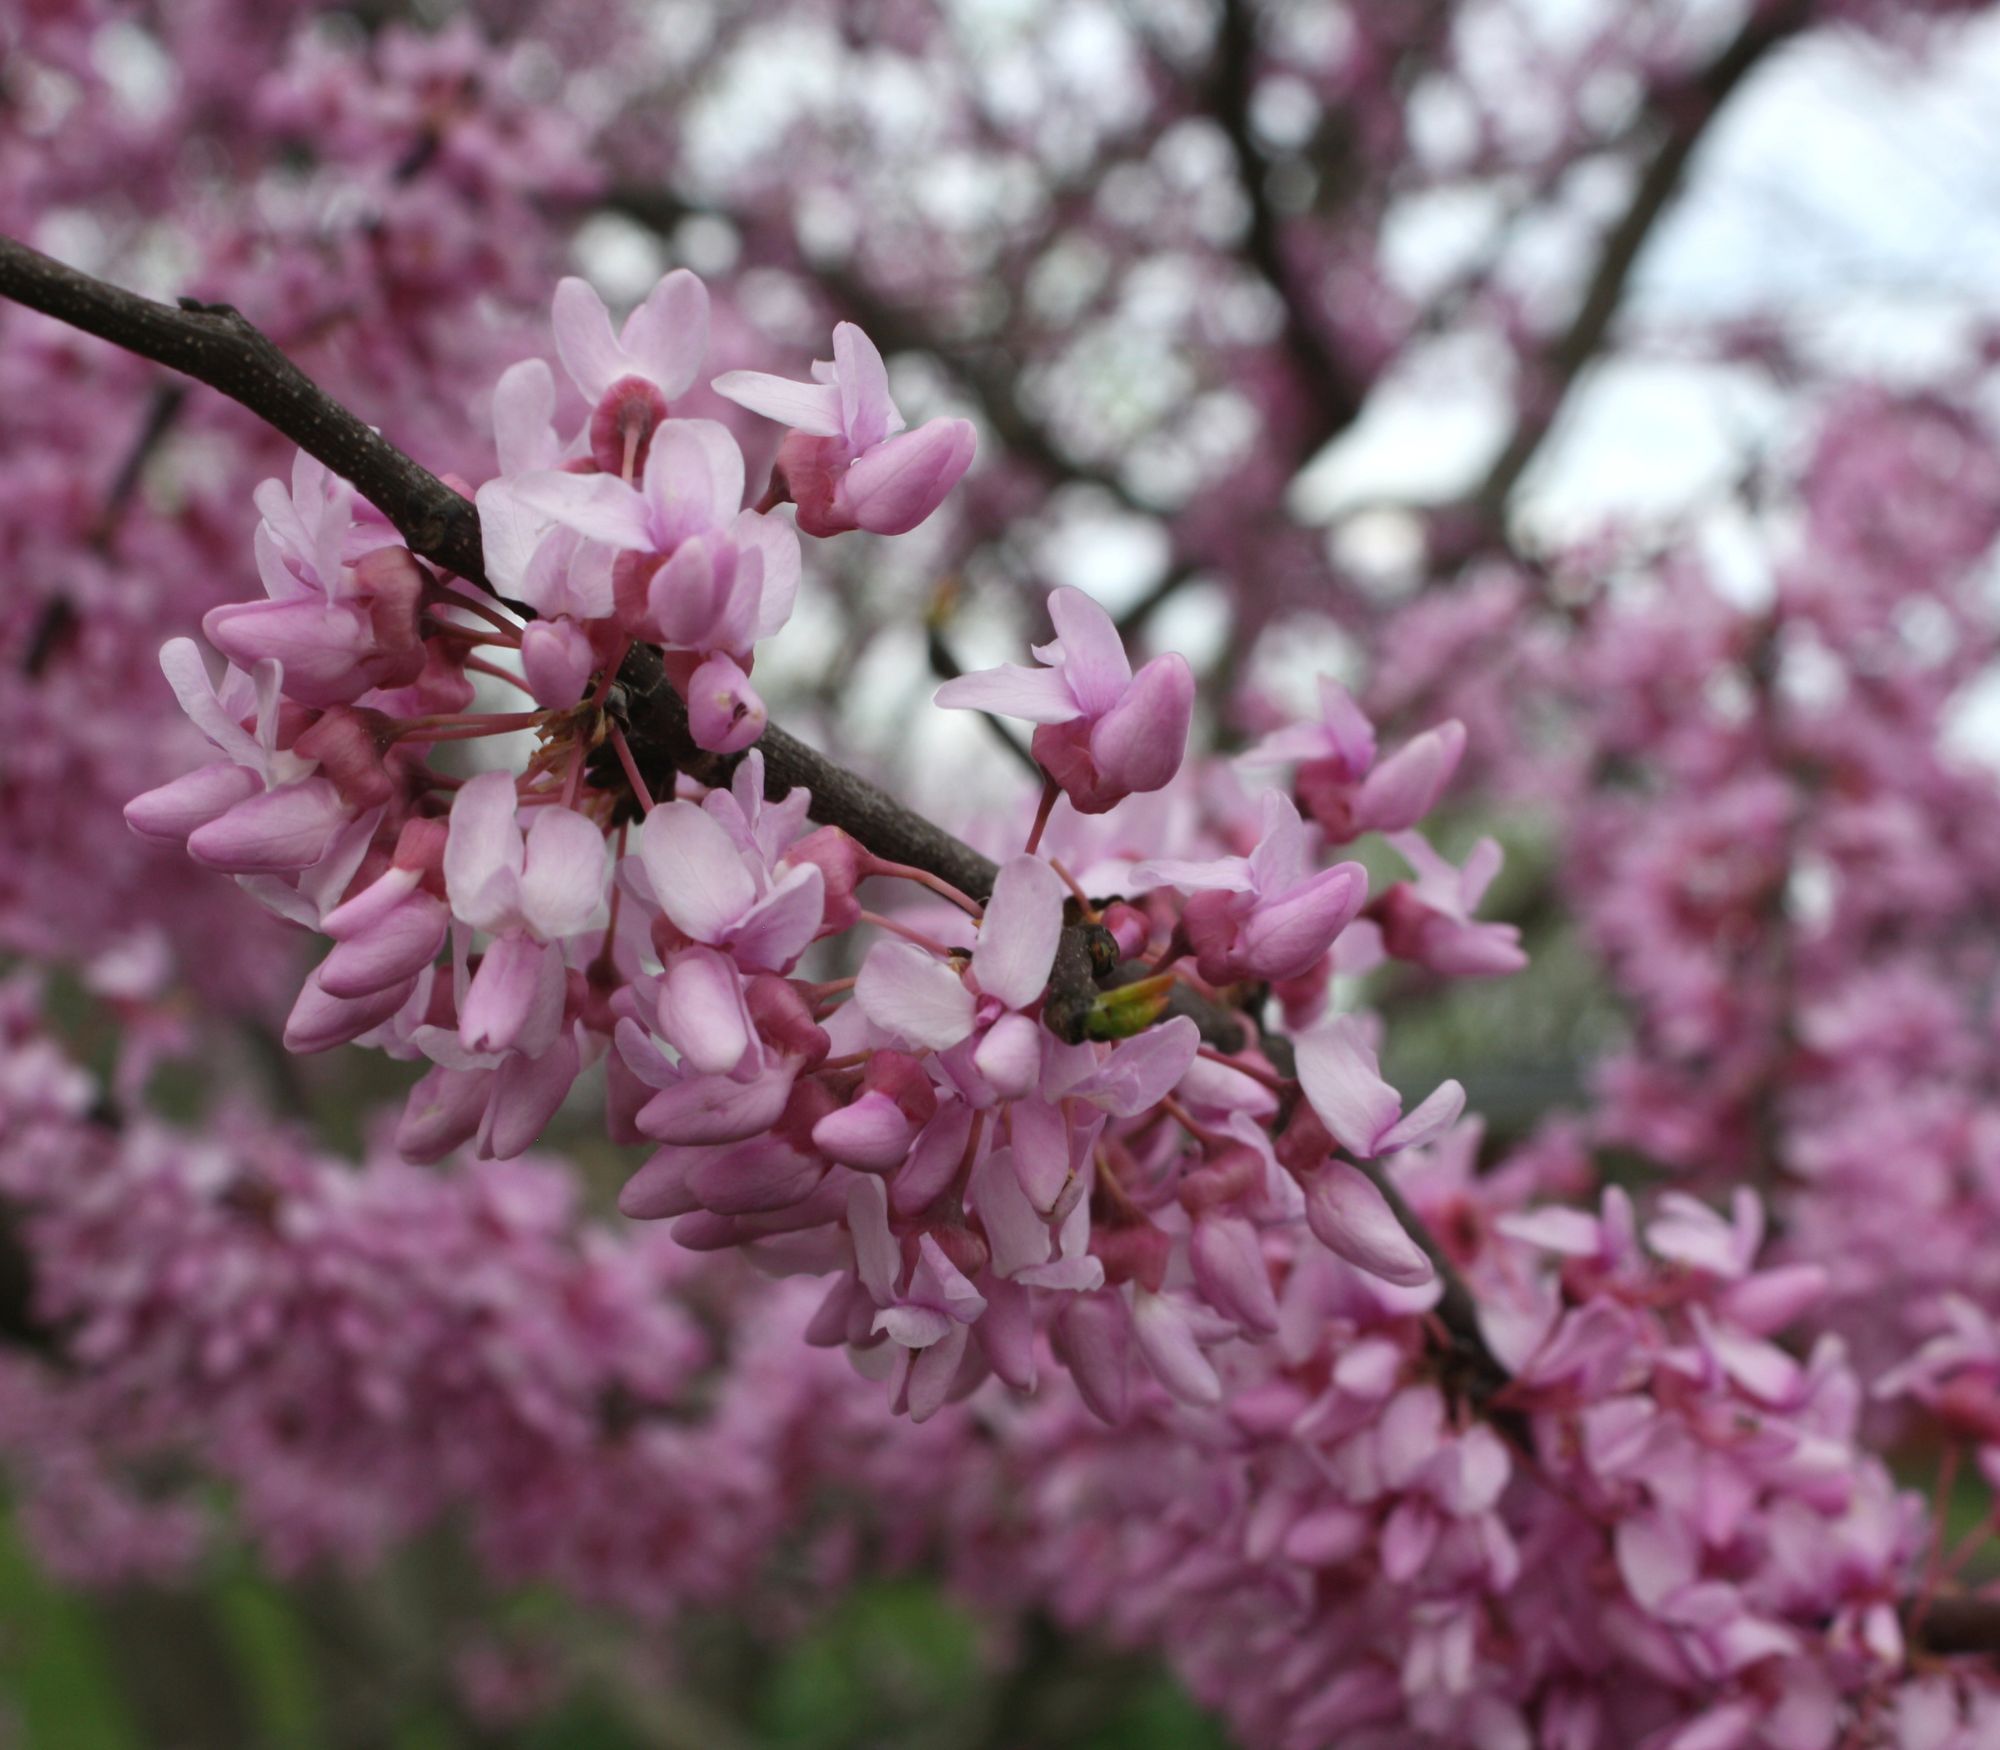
934,587,1195,813
1245,675,1466,842
713,322,975,537
1133,792,1369,984
1375,830,1528,977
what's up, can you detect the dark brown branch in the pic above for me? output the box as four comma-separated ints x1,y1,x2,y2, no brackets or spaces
608,641,1005,901
1469,1,1808,521
0,235,487,583
1210,0,1370,447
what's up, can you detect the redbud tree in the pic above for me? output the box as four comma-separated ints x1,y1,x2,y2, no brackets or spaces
5,0,2000,1744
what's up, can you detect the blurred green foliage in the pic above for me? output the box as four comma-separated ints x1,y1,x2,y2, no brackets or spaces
0,1512,1230,1749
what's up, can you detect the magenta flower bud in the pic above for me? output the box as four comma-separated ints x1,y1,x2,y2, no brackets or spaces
812,1091,916,1171
688,1135,825,1216
124,761,262,843
838,417,978,536
1054,1289,1133,1425
618,1147,701,1220
1131,1289,1222,1407
1304,1161,1434,1288
1349,720,1465,836
657,947,754,1076
394,1063,493,1163
317,893,448,999
789,827,864,933
742,975,830,1069
1090,1219,1171,1293
1100,901,1151,960
1089,653,1194,799
520,618,596,710
292,705,395,812
684,652,766,754
461,935,562,1058
1177,1144,1265,1212
1237,862,1368,983
479,1029,582,1159
187,777,348,873
976,1278,1038,1392
284,966,415,1055
1189,1215,1281,1335
971,1011,1042,1102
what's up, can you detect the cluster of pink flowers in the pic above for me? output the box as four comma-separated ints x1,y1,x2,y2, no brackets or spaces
122,271,1520,1432
16,0,2000,1739
965,1131,2000,1749
0,972,970,1615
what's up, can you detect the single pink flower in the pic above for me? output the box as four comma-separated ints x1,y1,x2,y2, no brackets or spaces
1133,792,1368,984
935,587,1193,813
713,321,975,536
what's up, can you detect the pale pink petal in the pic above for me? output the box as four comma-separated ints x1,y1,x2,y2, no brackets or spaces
971,1148,1051,1279
1376,1078,1466,1156
638,1064,794,1145
124,761,263,842
519,618,596,710
186,779,347,873
831,321,900,448
973,1012,1044,1101
1132,1289,1222,1407
726,862,826,972
508,470,655,552
847,1176,901,1303
158,638,262,768
685,652,767,755
1352,720,1464,835
933,664,1080,724
618,268,709,400
1305,1161,1435,1287
1616,1511,1700,1615
977,1277,1037,1391
1190,1215,1280,1334
972,854,1066,1010
460,934,556,1057
733,509,802,639
479,1028,582,1159
639,799,757,943
444,771,526,932
519,805,608,940
812,1091,915,1171
1088,652,1192,797
1294,1017,1401,1159
1055,1289,1131,1424
710,369,845,436
318,895,448,999
1040,586,1130,716
640,419,746,545
395,1063,492,1163
1067,1016,1199,1115
838,418,975,535
855,940,977,1049
657,947,755,1077
1126,853,1256,895
550,276,626,402
491,357,561,475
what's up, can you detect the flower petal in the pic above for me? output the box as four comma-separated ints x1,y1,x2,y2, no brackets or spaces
855,940,977,1050
972,854,1065,1011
